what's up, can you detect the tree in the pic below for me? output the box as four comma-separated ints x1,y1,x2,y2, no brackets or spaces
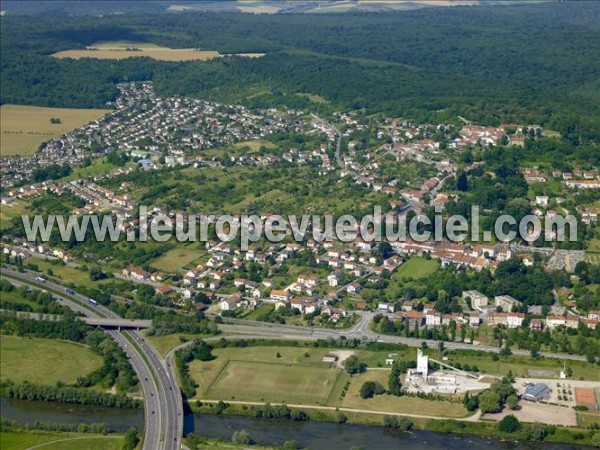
232,430,251,445
457,171,469,191
344,355,366,374
507,394,519,410
360,381,385,399
122,427,140,450
521,422,547,442
591,432,600,448
478,390,502,414
283,440,299,450
498,415,520,433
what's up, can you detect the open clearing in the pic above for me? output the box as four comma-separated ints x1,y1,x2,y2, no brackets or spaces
393,257,439,280
0,432,122,450
150,246,204,273
1,105,110,157
52,41,265,62
0,335,102,384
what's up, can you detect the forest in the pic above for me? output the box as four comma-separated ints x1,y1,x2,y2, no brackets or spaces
1,3,599,141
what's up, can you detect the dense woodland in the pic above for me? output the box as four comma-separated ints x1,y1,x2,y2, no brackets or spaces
1,3,600,143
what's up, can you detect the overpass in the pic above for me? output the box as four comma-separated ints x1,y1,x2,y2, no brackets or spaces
1,268,183,450
83,317,152,329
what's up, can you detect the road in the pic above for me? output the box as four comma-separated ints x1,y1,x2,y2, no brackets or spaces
0,267,183,450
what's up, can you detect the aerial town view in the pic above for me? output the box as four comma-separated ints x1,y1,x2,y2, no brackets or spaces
0,1,599,449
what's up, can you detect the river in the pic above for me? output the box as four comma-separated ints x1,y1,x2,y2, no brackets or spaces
0,398,584,449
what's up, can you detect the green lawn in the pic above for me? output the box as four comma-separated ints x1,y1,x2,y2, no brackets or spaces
143,331,202,357
0,335,102,384
205,360,341,404
189,346,342,404
150,246,205,273
0,432,122,450
242,303,274,320
27,258,103,289
577,411,600,428
393,257,439,281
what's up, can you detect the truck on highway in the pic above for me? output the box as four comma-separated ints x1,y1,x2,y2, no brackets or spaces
35,277,46,283
88,298,98,306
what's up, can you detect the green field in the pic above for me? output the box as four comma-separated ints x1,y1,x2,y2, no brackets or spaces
0,336,102,384
0,104,109,157
0,432,122,450
27,258,103,289
393,257,439,280
189,346,342,404
206,360,341,404
577,411,600,428
150,246,205,273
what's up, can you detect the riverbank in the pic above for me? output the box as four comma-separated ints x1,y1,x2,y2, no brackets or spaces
189,401,598,447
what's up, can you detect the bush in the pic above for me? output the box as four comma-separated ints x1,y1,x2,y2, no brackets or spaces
232,430,251,445
344,355,367,374
360,381,385,399
498,415,521,433
383,415,413,431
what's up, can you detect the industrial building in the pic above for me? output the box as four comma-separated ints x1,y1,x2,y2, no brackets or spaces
522,383,551,402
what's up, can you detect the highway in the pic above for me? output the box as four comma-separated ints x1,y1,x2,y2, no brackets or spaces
0,267,183,450
2,265,591,448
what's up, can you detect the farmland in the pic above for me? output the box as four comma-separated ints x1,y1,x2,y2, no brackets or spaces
0,105,110,157
52,42,265,62
0,336,102,384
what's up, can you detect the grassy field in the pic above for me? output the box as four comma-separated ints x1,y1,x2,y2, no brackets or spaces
206,360,341,404
0,432,122,450
27,258,102,289
342,369,470,418
143,332,202,357
150,246,205,273
52,41,264,62
0,105,109,157
577,411,600,428
393,257,439,280
0,336,102,384
0,200,30,229
232,139,277,152
189,346,342,404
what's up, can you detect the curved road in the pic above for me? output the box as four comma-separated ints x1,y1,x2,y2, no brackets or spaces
1,267,183,450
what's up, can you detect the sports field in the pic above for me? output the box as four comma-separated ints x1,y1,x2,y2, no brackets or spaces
206,360,341,404
52,41,265,62
0,335,102,384
189,346,342,404
1,104,109,157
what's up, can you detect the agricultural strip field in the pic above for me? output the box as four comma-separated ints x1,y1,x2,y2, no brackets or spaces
52,42,265,62
0,105,109,157
0,432,123,450
0,336,102,384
